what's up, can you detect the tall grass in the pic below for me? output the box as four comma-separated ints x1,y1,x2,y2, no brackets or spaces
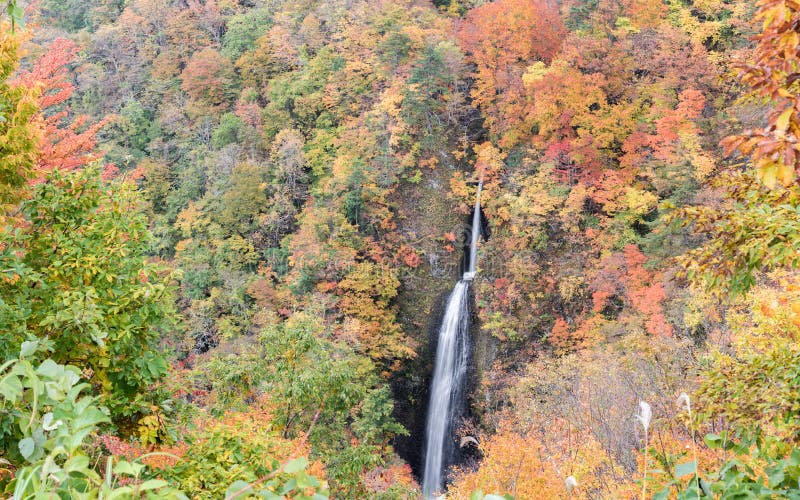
678,392,699,498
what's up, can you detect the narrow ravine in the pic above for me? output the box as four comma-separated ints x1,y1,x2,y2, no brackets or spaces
422,182,482,498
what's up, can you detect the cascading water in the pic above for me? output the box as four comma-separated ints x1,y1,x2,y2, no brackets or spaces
422,182,482,498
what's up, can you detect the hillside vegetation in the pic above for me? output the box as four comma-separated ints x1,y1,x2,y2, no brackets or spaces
2,0,800,498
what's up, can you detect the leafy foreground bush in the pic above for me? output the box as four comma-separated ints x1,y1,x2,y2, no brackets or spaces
0,344,328,499
661,433,800,499
156,399,329,499
0,166,178,425
0,342,184,498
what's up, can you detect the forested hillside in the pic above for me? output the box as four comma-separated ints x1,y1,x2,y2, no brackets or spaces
2,0,800,498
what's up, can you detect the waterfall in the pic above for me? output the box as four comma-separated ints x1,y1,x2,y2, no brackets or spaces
467,181,482,275
422,182,482,498
421,281,470,498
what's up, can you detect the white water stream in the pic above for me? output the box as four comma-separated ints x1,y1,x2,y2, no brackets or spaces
422,182,482,498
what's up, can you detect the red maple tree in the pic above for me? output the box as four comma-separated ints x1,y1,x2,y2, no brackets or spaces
16,38,109,178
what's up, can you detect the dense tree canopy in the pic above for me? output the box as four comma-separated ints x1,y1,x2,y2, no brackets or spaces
2,0,800,498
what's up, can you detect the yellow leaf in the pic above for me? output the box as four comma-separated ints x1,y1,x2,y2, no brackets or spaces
776,106,794,133
760,163,778,188
778,161,795,186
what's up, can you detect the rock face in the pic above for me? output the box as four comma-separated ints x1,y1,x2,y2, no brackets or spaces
389,158,465,475
389,158,495,482
421,181,481,496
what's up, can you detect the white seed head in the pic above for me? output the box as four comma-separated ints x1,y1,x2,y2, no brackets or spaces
677,392,691,413
565,476,578,492
636,401,652,432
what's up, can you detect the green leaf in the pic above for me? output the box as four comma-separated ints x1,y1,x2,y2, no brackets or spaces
652,489,670,500
139,479,168,491
789,448,800,466
675,460,697,478
283,457,308,474
35,359,61,379
64,455,90,473
768,467,785,487
72,406,110,430
19,340,39,358
280,478,298,495
295,471,320,490
18,437,35,459
704,433,726,449
113,460,142,477
225,480,251,499
9,3,25,30
106,486,135,499
470,491,485,500
0,371,23,402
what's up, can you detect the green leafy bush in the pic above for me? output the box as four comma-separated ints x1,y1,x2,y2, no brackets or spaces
0,346,185,498
157,403,328,499
0,167,178,423
656,433,800,499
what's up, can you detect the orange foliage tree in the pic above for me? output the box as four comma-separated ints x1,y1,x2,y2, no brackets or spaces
16,38,108,176
722,0,800,187
458,0,565,139
180,47,237,111
337,261,416,371
449,419,627,499
590,245,672,337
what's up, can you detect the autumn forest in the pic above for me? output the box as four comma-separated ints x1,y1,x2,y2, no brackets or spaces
1,0,800,498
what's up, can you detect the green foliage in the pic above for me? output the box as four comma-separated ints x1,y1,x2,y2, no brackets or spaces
211,113,245,149
699,435,800,498
259,312,388,435
221,8,273,60
401,42,463,150
564,0,599,31
217,163,269,236
0,167,178,422
194,311,406,495
258,312,406,495
140,159,175,215
696,341,800,443
3,0,24,30
0,343,108,465
0,350,185,498
342,161,366,227
113,99,158,161
41,0,92,31
351,387,406,445
672,172,800,295
158,409,328,500
262,48,343,136
663,433,800,499
377,32,412,69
